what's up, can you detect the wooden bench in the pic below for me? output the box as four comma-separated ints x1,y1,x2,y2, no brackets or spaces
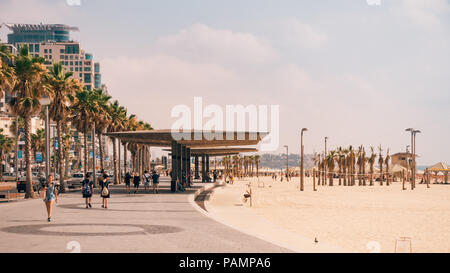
0,185,20,201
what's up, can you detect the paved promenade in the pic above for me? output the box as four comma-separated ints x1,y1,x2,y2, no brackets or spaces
0,176,289,253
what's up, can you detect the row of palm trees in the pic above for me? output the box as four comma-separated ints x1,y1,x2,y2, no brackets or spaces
221,155,261,177
313,145,391,186
0,44,152,198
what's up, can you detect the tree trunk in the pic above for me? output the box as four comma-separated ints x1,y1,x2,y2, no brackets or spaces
97,131,104,171
112,137,118,184
56,121,66,193
24,116,34,198
83,126,88,176
123,142,127,175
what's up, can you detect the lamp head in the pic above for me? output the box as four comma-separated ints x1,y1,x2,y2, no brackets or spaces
405,128,413,132
301,128,308,132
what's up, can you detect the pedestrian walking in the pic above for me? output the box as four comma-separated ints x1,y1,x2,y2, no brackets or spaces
43,174,58,222
143,170,151,192
152,170,160,193
133,172,140,193
82,173,93,209
124,172,132,193
99,173,110,209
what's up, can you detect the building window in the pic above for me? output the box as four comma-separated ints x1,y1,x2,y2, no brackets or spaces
49,49,52,53
60,55,64,59
70,61,73,65
35,44,39,52
49,55,52,59
44,49,48,53
60,49,64,53
75,67,78,71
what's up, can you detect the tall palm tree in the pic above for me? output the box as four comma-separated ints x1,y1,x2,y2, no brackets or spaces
326,151,336,186
385,148,390,186
378,145,384,186
107,100,127,184
31,128,45,158
46,62,81,192
336,147,344,186
254,155,260,177
71,88,96,176
8,45,48,198
0,128,14,181
342,148,349,186
368,147,376,186
92,88,111,171
347,146,355,186
361,147,367,186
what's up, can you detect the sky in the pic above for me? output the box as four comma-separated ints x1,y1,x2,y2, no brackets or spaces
1,0,449,165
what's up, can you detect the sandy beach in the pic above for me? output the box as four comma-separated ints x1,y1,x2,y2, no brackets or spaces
207,177,450,253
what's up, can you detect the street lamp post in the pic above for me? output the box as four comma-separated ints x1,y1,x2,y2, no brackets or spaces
92,123,96,187
405,128,420,189
284,145,289,181
324,137,328,185
413,130,421,189
300,128,308,191
39,97,51,183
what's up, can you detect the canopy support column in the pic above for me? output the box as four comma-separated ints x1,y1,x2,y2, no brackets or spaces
171,141,177,192
195,156,199,179
201,154,206,182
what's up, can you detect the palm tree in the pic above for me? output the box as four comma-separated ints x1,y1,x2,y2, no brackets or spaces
46,62,81,192
347,146,355,186
254,155,260,177
8,45,48,198
342,148,349,186
0,129,14,181
0,46,14,100
71,88,96,176
92,88,111,171
31,128,45,158
385,148,390,186
107,100,127,184
326,151,336,186
368,147,376,186
378,145,384,186
361,147,367,186
336,147,344,186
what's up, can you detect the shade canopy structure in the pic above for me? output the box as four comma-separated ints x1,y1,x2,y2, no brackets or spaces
427,162,450,172
164,147,258,156
105,129,268,147
106,129,268,191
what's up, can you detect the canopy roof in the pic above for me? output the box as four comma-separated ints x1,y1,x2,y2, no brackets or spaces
427,162,450,172
164,147,258,156
105,129,268,147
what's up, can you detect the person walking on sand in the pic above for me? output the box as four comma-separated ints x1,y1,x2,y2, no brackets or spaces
99,173,110,209
133,172,140,194
82,173,93,208
124,172,132,193
143,170,151,192
152,170,160,193
43,174,58,222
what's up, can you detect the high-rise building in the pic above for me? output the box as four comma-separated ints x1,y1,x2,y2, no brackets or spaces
4,23,102,91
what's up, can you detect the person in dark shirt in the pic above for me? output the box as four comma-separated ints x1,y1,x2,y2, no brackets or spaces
151,171,160,194
82,173,93,209
124,172,132,193
99,173,110,209
133,172,140,194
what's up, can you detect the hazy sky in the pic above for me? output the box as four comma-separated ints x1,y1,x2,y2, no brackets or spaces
1,0,449,165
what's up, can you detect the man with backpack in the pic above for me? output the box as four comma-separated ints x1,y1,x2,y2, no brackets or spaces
82,173,93,209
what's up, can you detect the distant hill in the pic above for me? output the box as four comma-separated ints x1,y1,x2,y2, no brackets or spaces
259,153,314,170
